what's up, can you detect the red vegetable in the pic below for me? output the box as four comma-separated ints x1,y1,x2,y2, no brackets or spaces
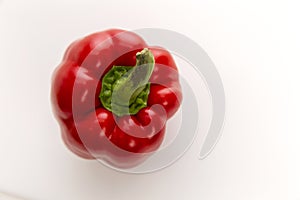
51,29,182,168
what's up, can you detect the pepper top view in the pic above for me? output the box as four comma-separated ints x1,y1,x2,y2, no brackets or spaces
51,29,182,169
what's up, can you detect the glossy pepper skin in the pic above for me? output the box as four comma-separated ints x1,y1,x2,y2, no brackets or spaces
51,29,182,168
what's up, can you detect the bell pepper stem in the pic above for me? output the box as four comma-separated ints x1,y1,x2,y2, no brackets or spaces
100,48,155,116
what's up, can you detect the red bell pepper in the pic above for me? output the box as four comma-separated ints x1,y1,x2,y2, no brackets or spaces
51,29,182,168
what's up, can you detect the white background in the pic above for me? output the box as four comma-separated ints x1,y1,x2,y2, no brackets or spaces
0,0,300,199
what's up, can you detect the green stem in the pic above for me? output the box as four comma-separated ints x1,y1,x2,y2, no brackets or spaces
99,48,154,116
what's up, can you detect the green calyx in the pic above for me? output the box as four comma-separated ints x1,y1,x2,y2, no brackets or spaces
99,48,155,116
